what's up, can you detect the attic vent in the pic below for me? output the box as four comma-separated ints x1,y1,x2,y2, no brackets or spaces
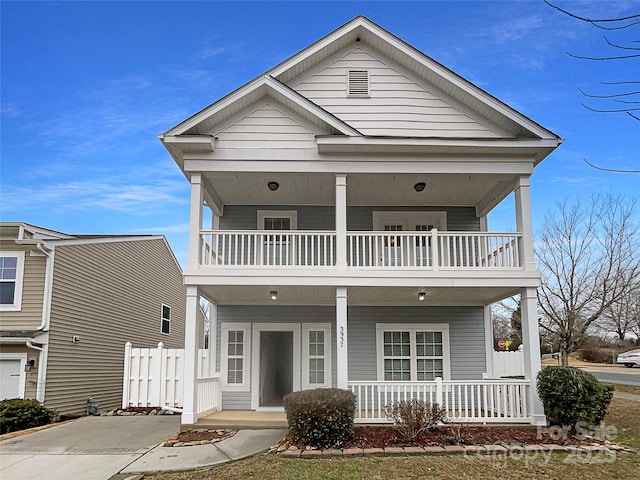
347,70,369,97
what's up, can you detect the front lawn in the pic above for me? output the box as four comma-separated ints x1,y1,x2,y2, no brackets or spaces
145,393,640,480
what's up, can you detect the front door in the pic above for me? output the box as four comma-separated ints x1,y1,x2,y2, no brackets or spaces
259,331,293,407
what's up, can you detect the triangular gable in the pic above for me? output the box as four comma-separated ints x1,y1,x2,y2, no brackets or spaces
294,46,503,138
268,16,559,141
164,76,360,138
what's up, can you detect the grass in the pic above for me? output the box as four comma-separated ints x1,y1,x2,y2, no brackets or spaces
145,392,640,480
609,383,640,396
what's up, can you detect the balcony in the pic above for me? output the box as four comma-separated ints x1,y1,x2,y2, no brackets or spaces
199,230,522,270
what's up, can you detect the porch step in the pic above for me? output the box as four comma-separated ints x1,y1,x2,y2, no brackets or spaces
190,411,288,430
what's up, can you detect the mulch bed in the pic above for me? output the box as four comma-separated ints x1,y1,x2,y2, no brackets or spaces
341,425,582,449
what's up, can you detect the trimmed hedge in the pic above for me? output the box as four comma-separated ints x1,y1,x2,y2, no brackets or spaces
283,388,356,448
0,398,58,434
536,367,613,432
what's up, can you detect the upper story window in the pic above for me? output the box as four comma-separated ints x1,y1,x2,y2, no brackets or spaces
0,251,25,311
347,70,369,97
161,304,171,335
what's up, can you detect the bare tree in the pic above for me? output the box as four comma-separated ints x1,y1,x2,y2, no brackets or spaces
537,194,640,365
546,1,640,173
598,281,640,341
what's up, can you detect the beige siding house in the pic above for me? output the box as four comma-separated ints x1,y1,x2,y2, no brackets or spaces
0,223,188,416
158,16,562,427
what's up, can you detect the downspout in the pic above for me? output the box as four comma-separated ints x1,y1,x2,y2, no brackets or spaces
25,341,48,403
26,241,54,403
36,242,55,331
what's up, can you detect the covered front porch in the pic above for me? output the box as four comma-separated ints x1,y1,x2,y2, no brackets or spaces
182,287,544,427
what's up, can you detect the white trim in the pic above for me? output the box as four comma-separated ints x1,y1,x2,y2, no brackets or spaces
372,211,447,232
0,251,25,311
302,323,332,389
251,323,301,410
220,322,251,392
0,353,28,399
375,323,450,381
257,210,298,230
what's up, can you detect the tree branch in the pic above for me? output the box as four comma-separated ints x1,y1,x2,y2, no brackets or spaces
578,86,640,98
545,1,640,30
583,159,640,174
581,102,640,112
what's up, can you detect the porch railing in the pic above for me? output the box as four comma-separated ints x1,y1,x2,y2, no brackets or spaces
348,378,530,423
200,230,522,269
197,375,222,415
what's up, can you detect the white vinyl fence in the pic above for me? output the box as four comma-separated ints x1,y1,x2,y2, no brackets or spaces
491,350,525,378
122,342,220,414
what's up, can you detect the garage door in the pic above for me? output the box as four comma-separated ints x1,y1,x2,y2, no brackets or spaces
0,359,24,399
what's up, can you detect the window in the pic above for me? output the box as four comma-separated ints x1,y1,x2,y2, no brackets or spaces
161,305,171,334
302,324,331,389
376,324,450,381
0,252,25,311
221,323,251,391
347,70,369,96
257,210,297,266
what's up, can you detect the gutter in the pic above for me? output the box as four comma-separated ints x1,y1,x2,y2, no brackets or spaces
36,242,55,331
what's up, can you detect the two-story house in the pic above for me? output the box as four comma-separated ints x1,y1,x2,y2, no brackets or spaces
0,223,187,416
159,16,562,427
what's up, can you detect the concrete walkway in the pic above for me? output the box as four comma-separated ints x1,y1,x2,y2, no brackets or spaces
0,416,285,480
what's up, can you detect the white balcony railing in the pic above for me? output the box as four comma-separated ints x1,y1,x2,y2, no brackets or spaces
348,378,530,423
200,230,522,269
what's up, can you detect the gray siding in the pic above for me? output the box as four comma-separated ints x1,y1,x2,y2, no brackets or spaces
347,306,486,381
220,205,479,231
216,305,486,408
294,47,499,138
45,238,186,416
0,242,46,330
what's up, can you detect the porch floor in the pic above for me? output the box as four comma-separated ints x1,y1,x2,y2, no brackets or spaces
192,410,288,430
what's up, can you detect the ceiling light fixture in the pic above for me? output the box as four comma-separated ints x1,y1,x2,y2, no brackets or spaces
270,290,278,301
267,181,279,191
418,292,426,301
414,182,426,192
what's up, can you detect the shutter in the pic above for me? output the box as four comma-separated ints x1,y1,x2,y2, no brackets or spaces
348,70,369,96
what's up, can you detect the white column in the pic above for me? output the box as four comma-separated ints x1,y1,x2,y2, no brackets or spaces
483,305,494,378
209,303,218,376
336,287,348,389
335,175,347,270
521,287,545,425
514,176,535,271
188,173,204,271
182,286,200,425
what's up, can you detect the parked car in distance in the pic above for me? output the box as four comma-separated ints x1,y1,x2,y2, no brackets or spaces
616,349,640,368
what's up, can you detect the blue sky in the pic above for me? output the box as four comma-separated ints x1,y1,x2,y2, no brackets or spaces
2,1,638,266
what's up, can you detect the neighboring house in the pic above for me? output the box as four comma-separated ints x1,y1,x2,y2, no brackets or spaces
0,223,187,416
158,16,562,426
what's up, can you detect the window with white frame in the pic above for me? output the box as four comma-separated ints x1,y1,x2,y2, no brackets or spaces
161,304,171,334
0,251,25,311
221,323,251,391
376,324,450,381
302,324,331,389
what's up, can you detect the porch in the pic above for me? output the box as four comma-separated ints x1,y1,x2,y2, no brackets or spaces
193,378,530,427
199,230,522,270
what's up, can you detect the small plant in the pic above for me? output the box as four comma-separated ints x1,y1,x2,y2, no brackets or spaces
0,398,58,434
537,367,613,433
384,399,447,441
283,388,356,449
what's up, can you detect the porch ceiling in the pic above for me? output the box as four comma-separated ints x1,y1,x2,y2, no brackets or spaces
204,172,516,210
199,284,520,307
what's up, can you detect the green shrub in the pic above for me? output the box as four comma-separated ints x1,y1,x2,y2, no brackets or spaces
536,367,614,432
0,398,58,434
385,399,447,441
283,388,356,448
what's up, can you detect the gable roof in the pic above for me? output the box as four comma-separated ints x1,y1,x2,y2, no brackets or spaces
162,16,560,146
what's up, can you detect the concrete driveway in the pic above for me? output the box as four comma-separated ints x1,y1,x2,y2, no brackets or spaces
0,415,180,480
